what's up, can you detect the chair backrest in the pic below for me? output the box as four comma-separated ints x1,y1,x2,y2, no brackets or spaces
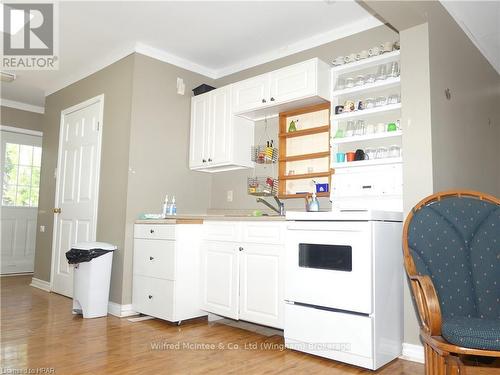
404,191,499,320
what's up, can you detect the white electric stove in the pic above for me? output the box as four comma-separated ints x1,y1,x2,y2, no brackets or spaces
284,208,404,370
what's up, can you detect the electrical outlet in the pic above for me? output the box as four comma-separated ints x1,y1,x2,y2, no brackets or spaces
227,190,233,202
39,225,45,233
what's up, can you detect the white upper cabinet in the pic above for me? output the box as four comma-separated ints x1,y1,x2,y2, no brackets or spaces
232,74,270,113
189,86,254,173
189,94,209,169
270,59,316,103
231,58,330,120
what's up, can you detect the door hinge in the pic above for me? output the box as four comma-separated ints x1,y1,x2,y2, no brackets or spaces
97,122,100,131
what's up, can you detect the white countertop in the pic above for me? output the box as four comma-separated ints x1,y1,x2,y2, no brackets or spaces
135,214,286,224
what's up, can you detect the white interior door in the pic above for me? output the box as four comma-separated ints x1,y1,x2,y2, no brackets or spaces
51,96,103,297
0,129,42,274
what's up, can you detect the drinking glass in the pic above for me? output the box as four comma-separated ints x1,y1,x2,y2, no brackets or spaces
375,96,387,107
365,148,376,160
364,98,375,109
389,145,401,158
365,73,376,84
376,65,387,81
388,94,400,105
345,121,355,137
388,61,400,78
355,75,365,87
376,146,388,159
336,78,346,90
345,77,355,88
354,120,365,136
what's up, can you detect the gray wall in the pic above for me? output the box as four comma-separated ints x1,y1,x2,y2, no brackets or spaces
210,24,398,211
120,53,213,304
427,4,500,197
1,106,43,132
399,22,434,346
34,55,135,304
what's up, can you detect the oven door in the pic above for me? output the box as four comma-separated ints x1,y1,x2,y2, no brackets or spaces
285,221,373,314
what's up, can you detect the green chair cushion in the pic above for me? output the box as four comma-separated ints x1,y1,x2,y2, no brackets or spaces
442,317,500,351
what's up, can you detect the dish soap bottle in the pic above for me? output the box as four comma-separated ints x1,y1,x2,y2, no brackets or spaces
305,192,320,212
169,196,177,215
162,195,169,218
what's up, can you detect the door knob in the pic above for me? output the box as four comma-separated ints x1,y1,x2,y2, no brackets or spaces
239,247,244,251
262,99,267,103
148,295,153,299
208,158,212,162
149,256,154,260
270,97,275,101
150,229,155,234
202,159,207,163
53,208,62,214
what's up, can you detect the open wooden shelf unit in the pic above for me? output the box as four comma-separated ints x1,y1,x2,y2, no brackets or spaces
278,102,331,199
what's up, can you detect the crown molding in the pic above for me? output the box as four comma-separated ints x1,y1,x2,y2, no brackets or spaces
134,43,218,79
214,16,382,78
0,99,45,114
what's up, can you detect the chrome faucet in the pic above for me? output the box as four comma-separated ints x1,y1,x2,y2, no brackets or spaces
256,196,285,216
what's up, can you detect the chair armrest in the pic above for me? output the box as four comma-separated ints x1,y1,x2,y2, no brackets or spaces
408,275,442,336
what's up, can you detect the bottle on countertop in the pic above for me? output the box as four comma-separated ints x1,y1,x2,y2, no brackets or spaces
169,196,177,215
162,195,169,218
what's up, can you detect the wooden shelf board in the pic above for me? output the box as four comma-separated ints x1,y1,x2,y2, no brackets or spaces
279,125,330,139
281,171,332,180
280,151,330,162
279,192,330,199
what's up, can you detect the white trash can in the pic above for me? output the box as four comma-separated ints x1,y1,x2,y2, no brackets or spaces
66,242,117,318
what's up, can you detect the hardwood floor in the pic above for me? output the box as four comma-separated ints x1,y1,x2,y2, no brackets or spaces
1,276,423,374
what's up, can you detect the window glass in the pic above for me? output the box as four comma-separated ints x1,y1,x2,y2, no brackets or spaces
2,143,42,207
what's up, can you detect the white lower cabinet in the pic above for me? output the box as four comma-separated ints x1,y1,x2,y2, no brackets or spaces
200,221,285,329
132,224,207,322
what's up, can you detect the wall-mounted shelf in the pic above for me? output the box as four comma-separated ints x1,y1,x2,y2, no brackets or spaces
332,77,400,97
331,50,400,74
281,171,332,180
331,103,401,121
279,125,329,139
333,157,402,169
281,151,330,162
332,130,402,145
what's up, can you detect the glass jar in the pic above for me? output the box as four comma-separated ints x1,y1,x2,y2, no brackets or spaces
375,96,387,107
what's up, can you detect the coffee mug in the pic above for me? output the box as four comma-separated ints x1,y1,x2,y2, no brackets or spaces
354,149,365,161
336,152,346,163
380,41,393,53
358,50,369,59
369,46,380,56
333,56,345,66
335,105,344,115
387,122,398,132
346,152,356,162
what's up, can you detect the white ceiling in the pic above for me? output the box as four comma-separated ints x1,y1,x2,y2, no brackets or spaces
441,0,500,74
0,1,380,109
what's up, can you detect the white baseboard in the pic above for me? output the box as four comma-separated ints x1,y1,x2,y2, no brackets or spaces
30,277,51,292
400,342,425,364
108,302,137,318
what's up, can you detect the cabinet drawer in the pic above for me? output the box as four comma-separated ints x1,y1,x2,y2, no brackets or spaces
132,275,174,320
285,303,373,360
133,239,176,280
242,222,285,244
134,224,176,240
204,222,240,242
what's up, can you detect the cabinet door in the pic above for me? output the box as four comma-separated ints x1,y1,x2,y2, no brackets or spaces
189,93,210,169
200,241,239,319
232,74,270,113
270,59,316,103
239,243,284,328
208,86,232,165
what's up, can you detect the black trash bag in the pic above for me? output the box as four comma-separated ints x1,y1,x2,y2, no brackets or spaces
65,248,113,264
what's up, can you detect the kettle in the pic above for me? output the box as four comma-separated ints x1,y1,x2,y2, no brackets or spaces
305,192,320,212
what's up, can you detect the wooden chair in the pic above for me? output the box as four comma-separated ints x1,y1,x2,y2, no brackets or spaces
403,190,500,374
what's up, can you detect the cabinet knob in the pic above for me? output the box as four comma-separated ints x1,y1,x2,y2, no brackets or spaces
150,229,155,234
202,159,207,163
270,97,275,102
208,158,212,162
149,256,154,260
148,295,153,299
262,99,267,103
239,247,244,251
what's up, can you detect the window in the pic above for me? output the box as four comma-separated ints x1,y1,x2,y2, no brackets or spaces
2,143,42,207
